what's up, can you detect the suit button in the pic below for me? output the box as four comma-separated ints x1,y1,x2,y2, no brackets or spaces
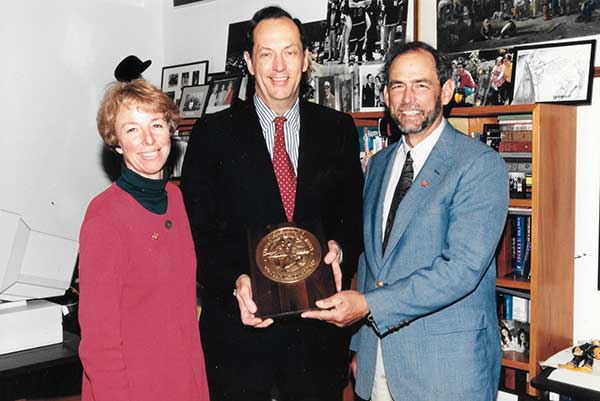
376,281,385,288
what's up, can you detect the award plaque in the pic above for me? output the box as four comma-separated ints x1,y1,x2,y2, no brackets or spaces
247,221,336,319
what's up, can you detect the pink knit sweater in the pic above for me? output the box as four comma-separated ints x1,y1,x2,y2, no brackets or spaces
78,182,209,401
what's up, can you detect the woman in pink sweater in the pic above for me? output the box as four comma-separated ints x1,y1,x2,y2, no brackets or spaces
78,79,209,401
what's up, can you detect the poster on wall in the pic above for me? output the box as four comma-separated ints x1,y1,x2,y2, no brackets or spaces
224,0,415,110
436,0,600,54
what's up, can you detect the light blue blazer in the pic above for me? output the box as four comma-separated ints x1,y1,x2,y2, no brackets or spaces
351,123,509,401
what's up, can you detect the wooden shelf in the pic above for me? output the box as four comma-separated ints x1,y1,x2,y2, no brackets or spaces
497,275,531,291
502,351,530,371
510,199,532,208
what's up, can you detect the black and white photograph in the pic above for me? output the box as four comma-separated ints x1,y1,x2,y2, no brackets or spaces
224,1,414,111
358,62,385,111
204,76,241,114
179,84,211,119
437,0,600,54
446,47,515,106
161,60,209,103
316,76,337,109
336,73,354,112
511,40,596,105
173,0,212,6
324,0,413,64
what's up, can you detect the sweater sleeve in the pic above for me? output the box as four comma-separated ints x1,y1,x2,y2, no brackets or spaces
78,214,131,401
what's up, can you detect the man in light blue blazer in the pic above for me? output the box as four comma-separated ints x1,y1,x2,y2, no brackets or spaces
302,41,509,401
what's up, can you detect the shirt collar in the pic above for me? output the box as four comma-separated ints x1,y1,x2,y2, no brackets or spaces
254,94,300,125
400,118,446,168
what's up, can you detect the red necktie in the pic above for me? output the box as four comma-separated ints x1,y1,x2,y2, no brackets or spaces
273,116,296,222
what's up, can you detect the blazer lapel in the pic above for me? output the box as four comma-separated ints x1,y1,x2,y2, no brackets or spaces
381,127,456,266
236,101,286,220
294,101,317,221
364,141,400,275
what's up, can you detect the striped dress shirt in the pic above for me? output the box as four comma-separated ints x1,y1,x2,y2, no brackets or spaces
253,95,300,174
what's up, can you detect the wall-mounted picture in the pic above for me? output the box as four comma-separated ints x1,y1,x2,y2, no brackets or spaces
511,40,595,105
179,84,211,119
204,76,241,114
161,60,209,104
446,47,515,107
358,63,385,112
436,0,600,54
224,0,415,105
315,76,337,110
174,0,212,6
336,73,354,113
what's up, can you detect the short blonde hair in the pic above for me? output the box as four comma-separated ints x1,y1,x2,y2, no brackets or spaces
97,79,180,147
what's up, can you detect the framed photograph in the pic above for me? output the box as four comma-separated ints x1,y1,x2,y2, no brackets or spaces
447,48,515,107
358,63,385,112
204,76,241,114
511,40,595,105
161,60,209,103
179,84,211,119
335,74,353,113
436,0,600,54
174,0,213,6
315,76,337,110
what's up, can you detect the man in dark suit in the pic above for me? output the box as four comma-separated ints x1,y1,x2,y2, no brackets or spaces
303,42,508,401
181,6,363,401
362,73,376,107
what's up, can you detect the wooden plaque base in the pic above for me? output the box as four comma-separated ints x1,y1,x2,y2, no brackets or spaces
247,221,336,319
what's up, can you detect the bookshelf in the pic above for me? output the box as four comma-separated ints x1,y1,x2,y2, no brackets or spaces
352,104,575,397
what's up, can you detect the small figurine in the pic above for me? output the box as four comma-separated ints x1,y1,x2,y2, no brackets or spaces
558,340,600,373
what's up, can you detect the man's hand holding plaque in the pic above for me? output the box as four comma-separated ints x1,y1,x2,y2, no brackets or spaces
237,224,342,323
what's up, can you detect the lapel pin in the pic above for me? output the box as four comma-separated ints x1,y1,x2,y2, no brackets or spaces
421,180,429,188
151,232,159,240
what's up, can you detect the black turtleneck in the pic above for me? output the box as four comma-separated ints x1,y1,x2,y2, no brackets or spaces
116,164,168,215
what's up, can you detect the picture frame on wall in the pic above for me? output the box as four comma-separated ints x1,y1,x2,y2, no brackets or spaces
174,0,213,6
161,60,209,104
511,40,596,105
315,76,337,110
204,76,241,114
436,0,600,54
358,63,385,112
179,84,211,119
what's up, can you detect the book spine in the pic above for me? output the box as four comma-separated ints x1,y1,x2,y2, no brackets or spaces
514,216,526,277
498,141,532,152
504,295,513,320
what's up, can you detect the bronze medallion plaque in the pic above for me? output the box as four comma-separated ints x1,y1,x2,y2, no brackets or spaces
255,227,321,284
247,221,336,319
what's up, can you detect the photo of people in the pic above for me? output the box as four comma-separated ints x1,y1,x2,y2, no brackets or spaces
336,74,353,112
181,72,190,87
168,73,179,88
317,76,337,109
437,0,600,53
179,84,211,119
204,77,240,114
161,61,209,104
446,48,515,106
359,62,385,111
324,0,411,64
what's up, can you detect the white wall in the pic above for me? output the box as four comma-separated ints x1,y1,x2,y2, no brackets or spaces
420,1,600,341
0,0,165,240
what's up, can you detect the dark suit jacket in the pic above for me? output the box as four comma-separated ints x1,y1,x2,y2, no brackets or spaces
181,98,364,394
362,83,375,107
